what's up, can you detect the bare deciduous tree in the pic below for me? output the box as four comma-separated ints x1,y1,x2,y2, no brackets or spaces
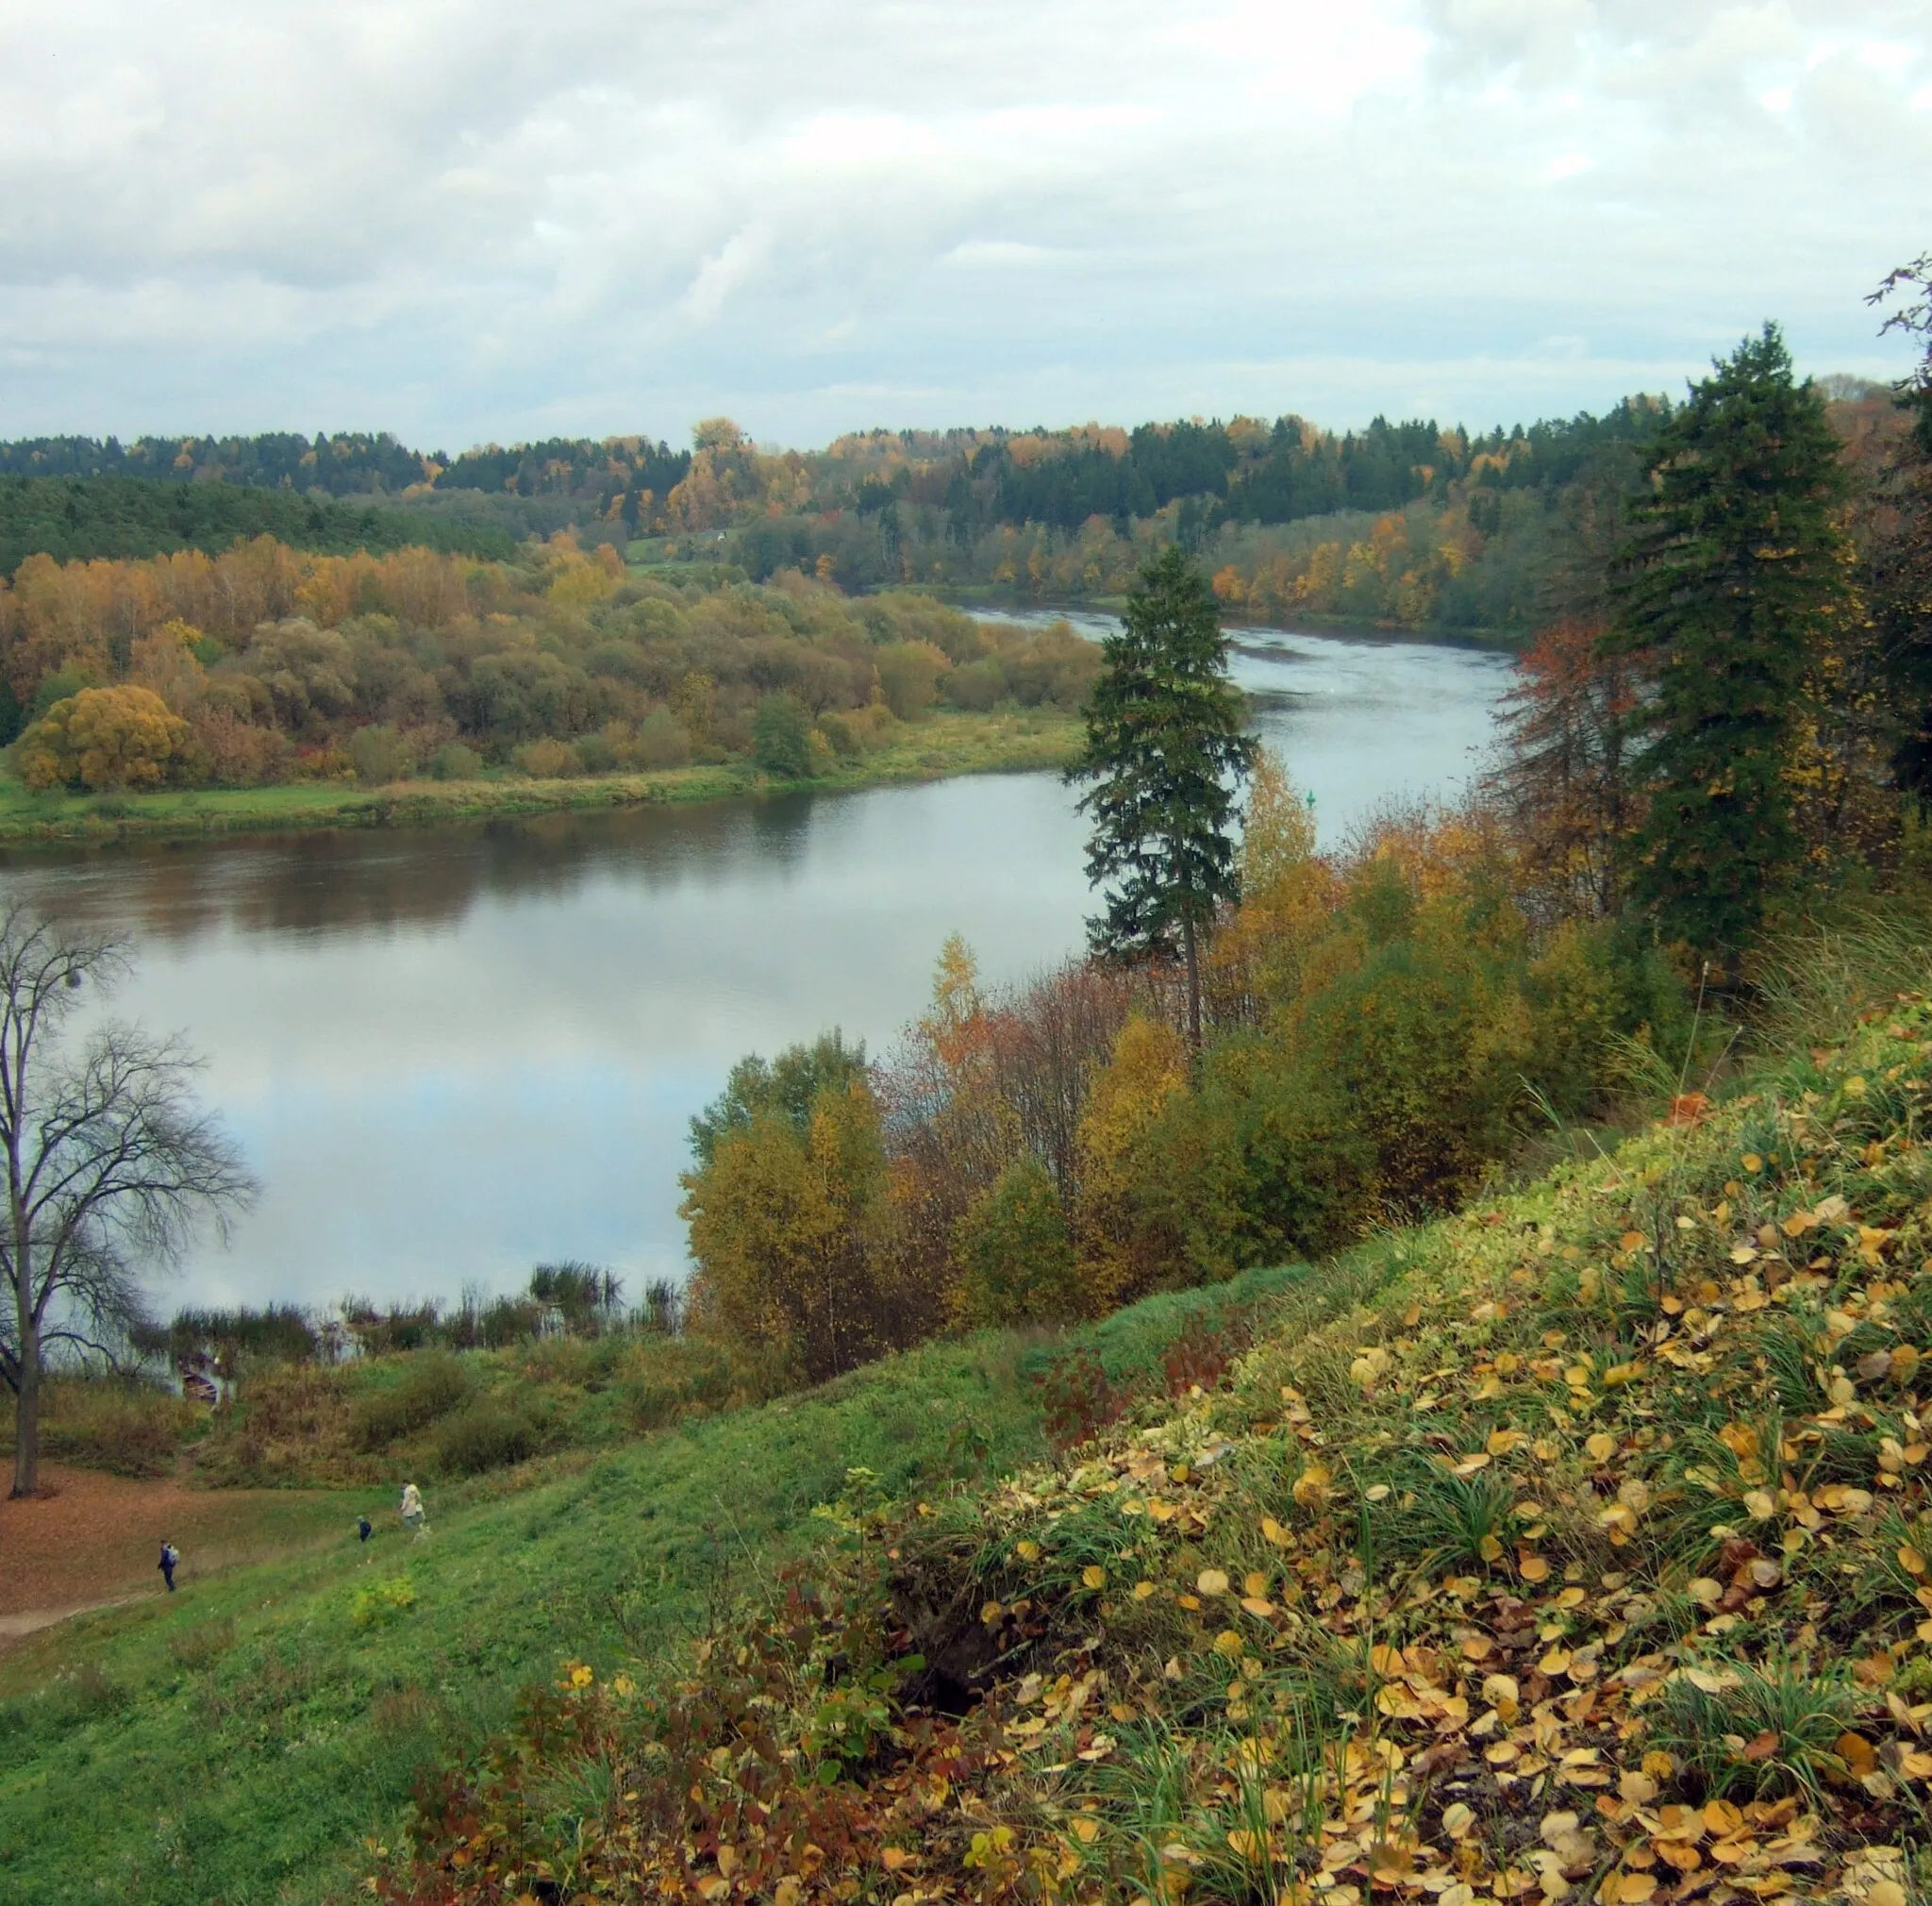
0,905,256,1496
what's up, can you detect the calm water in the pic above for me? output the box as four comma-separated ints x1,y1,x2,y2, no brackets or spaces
0,624,1512,1312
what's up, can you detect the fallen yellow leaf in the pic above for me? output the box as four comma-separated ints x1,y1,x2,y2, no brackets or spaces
1836,1730,1879,1777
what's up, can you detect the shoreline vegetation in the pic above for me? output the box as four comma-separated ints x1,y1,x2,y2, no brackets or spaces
0,706,1084,846
933,585,1532,651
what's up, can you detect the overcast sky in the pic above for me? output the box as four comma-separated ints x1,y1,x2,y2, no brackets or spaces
0,0,1925,451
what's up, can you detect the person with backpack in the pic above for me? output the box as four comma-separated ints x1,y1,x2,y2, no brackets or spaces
158,1540,179,1592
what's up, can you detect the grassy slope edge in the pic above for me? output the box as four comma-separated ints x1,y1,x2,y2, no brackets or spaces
0,709,1081,846
383,932,1932,1906
0,1270,1296,1906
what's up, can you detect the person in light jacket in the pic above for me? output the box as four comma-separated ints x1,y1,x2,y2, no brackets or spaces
399,1481,426,1540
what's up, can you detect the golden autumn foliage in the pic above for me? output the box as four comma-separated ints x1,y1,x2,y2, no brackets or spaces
18,684,191,791
680,1077,948,1384
128,618,209,713
0,534,1093,793
1208,748,1338,1015
1074,1015,1191,1311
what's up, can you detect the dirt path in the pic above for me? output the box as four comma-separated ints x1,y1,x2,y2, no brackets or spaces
0,1463,358,1638
0,1596,140,1643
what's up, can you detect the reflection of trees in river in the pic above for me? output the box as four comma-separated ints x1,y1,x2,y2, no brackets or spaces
0,795,824,946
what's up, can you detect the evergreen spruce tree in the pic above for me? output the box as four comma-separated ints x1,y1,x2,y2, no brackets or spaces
1609,324,1846,975
1070,546,1256,1049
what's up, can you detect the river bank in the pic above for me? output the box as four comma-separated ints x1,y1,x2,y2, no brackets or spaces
0,707,1083,847
952,587,1529,651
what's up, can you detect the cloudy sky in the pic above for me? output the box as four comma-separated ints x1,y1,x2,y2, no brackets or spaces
1,0,1926,451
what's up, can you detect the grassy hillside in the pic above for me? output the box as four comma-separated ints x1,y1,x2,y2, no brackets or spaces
372,926,1932,1906
0,1271,1296,1905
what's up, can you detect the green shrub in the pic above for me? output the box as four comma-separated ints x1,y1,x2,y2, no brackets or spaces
514,737,579,778
1524,916,1692,1115
426,742,483,780
635,708,691,769
434,1400,536,1476
349,1351,469,1452
575,730,617,774
953,1157,1080,1327
1136,1040,1377,1280
347,724,412,784
874,641,947,720
752,693,812,777
1292,930,1529,1212
944,657,1008,712
816,711,861,758
350,1575,418,1628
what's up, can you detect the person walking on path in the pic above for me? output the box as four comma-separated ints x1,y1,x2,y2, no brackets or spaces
158,1540,179,1592
399,1482,426,1541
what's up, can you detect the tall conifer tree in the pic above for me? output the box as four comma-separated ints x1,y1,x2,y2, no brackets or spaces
1609,324,1846,973
1070,547,1256,1049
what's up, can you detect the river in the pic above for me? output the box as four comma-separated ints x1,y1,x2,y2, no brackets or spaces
0,623,1514,1313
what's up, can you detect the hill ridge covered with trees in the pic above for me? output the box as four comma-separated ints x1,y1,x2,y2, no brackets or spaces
3,383,1896,635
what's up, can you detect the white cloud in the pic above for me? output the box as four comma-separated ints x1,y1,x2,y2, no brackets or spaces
0,0,1923,445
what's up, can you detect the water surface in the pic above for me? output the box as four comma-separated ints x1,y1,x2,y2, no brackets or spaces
0,625,1511,1312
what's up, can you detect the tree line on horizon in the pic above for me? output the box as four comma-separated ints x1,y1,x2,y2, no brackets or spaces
7,389,1882,636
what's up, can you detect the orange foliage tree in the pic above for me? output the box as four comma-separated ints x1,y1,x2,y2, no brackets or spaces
1486,615,1646,922
18,685,192,791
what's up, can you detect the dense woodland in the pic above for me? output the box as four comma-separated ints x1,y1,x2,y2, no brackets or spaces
0,474,516,577
8,388,1895,637
0,538,1098,790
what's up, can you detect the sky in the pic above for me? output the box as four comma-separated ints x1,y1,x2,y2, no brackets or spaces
0,0,1926,452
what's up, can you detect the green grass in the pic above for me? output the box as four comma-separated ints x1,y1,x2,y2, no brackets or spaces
0,1268,1300,1905
0,708,1083,845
